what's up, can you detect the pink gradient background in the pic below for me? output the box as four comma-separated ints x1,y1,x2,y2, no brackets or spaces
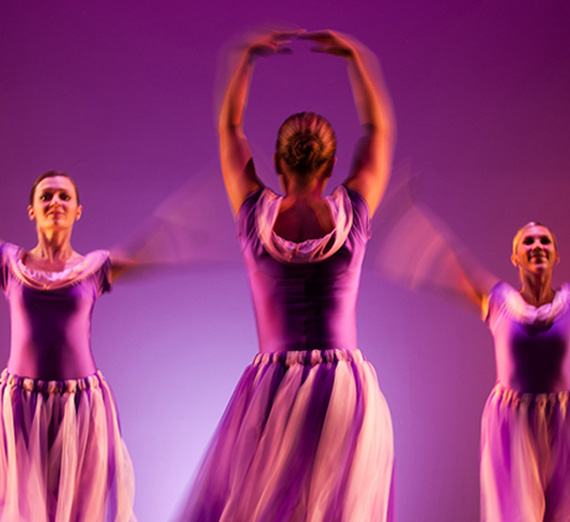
1,2,569,520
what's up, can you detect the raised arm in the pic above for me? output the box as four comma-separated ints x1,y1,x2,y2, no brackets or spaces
219,30,300,216
302,31,395,217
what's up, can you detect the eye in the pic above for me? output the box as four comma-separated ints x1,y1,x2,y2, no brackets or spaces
60,193,71,201
541,237,552,245
39,193,52,201
522,237,534,245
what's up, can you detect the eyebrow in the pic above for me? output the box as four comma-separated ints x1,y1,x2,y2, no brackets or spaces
38,187,71,193
522,234,551,241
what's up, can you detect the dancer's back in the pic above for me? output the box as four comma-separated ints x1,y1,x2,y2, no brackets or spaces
239,185,368,353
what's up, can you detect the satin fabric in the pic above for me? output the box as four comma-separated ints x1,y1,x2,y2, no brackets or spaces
0,243,110,379
239,186,369,354
484,282,570,393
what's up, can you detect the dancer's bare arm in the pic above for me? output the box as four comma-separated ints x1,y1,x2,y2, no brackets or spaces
219,30,300,216
302,31,395,217
376,180,498,310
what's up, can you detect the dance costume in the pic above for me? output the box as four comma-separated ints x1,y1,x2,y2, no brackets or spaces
482,282,570,522
179,186,393,522
0,243,135,522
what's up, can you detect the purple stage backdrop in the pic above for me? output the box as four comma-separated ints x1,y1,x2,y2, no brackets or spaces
1,1,570,521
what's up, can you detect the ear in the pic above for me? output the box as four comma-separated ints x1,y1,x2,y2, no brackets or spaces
323,157,337,179
273,152,284,174
510,253,519,268
27,205,35,221
274,153,289,192
75,205,83,221
555,251,561,265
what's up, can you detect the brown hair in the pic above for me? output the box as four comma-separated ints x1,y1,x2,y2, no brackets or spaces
29,171,80,205
276,112,336,181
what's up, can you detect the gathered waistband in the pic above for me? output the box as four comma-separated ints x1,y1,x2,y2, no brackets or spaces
0,369,104,394
253,348,365,367
491,382,570,408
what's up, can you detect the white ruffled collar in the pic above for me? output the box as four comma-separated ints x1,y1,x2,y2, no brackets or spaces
255,186,353,263
501,282,570,325
4,243,109,290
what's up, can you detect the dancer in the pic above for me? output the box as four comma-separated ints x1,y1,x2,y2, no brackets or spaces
378,207,570,521
480,222,570,522
0,171,138,521
178,29,395,522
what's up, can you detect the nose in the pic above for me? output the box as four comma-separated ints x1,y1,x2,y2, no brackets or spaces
530,241,546,258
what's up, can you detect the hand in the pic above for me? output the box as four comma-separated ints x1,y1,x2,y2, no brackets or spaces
299,30,359,59
242,29,305,59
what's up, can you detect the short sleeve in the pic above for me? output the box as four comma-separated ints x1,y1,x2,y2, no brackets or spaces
483,281,503,323
79,249,112,296
0,243,9,292
483,281,510,330
237,188,264,242
93,253,112,296
0,242,21,293
344,185,371,243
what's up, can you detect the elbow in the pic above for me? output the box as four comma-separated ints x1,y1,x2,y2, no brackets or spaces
219,124,244,143
218,115,232,136
363,121,396,147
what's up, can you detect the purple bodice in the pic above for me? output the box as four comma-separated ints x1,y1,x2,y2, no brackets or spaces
485,281,570,392
238,185,370,353
0,243,111,380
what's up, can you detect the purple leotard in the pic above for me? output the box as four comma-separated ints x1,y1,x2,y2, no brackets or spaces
238,185,369,353
0,242,110,380
485,281,570,393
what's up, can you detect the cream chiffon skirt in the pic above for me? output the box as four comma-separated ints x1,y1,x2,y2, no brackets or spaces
178,348,394,522
0,370,136,522
481,383,570,522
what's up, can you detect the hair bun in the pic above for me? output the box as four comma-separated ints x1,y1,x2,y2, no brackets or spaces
276,112,337,180
289,133,321,166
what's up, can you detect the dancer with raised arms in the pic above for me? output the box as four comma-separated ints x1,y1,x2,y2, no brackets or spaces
178,29,396,522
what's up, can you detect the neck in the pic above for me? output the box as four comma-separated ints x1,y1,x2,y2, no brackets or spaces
519,271,555,306
32,228,75,261
282,174,326,202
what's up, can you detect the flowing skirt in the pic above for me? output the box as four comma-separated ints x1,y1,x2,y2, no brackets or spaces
481,383,570,522
0,370,136,522
178,348,394,522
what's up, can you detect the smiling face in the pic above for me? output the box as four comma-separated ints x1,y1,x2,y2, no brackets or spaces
511,223,559,276
28,176,82,232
